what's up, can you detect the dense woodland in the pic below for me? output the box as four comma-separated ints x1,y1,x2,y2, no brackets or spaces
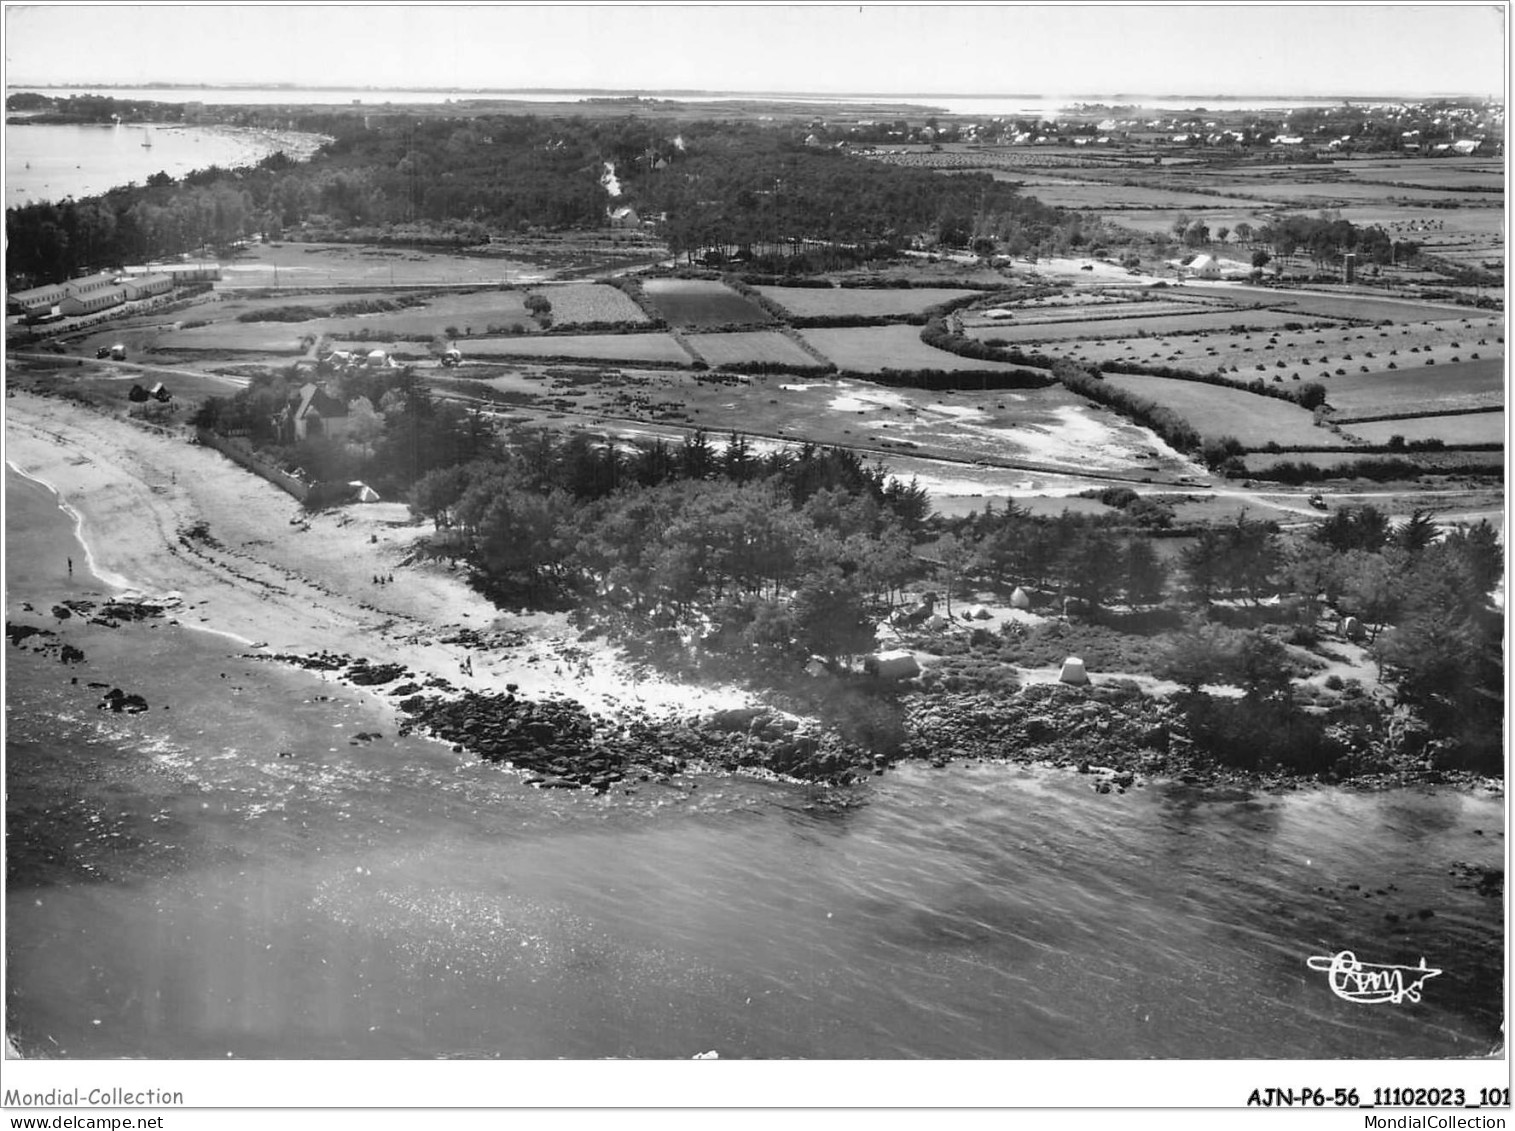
7,99,1441,287
7,108,1111,285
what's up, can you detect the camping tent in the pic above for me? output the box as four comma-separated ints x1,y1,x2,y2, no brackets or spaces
1010,587,1032,610
1058,656,1090,685
864,650,921,680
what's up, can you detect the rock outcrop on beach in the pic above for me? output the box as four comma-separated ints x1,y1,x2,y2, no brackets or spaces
899,682,1184,785
394,688,869,789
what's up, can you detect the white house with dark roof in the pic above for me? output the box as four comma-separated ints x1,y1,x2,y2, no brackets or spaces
283,384,376,443
1185,254,1222,280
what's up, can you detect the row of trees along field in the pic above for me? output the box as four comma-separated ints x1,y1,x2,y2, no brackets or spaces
7,111,1084,285
1164,213,1418,268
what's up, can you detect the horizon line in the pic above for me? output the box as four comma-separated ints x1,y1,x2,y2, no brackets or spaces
6,82,1500,102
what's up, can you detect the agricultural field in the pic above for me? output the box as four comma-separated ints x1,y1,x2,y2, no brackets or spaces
1341,158,1504,190
159,323,309,353
535,282,648,326
753,285,982,318
1221,181,1503,206
641,278,773,327
1164,285,1482,324
966,307,1340,344
1101,373,1352,448
318,291,536,336
212,233,664,290
959,298,1212,329
1093,210,1271,235
798,324,1046,374
684,330,821,369
454,332,693,366
216,241,548,289
995,181,1271,211
1346,411,1505,446
1054,320,1500,384
205,291,399,319
1323,357,1506,418
1242,448,1504,473
737,377,1183,474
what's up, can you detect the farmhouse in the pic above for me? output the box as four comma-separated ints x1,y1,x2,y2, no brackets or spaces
1185,255,1222,280
283,384,373,442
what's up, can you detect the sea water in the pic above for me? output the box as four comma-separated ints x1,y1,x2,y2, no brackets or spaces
4,466,1504,1059
5,123,328,208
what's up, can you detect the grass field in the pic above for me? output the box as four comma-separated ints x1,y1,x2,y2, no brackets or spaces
454,332,693,366
1101,373,1352,448
1346,411,1505,446
1243,448,1504,472
1056,321,1501,380
163,324,309,352
686,330,822,369
1166,285,1485,324
966,307,1340,343
1343,160,1504,190
754,285,982,318
318,291,535,336
1324,357,1506,417
535,282,648,326
959,299,1211,328
641,278,773,327
217,241,550,288
1227,181,1504,206
799,324,1045,373
1009,181,1275,210
207,291,399,319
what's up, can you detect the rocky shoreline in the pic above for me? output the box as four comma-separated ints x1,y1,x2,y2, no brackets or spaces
10,591,1500,802
245,644,1502,802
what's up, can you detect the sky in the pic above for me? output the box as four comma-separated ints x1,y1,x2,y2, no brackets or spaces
2,3,1507,99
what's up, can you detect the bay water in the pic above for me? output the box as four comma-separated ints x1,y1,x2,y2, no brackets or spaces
5,122,327,208
4,466,1504,1059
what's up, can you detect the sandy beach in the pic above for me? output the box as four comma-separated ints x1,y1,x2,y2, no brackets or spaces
4,391,756,720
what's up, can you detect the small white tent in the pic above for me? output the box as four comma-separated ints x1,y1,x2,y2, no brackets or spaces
864,650,921,680
1058,656,1090,685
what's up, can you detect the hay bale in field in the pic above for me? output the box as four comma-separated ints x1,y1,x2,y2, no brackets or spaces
864,650,921,681
1058,656,1090,685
